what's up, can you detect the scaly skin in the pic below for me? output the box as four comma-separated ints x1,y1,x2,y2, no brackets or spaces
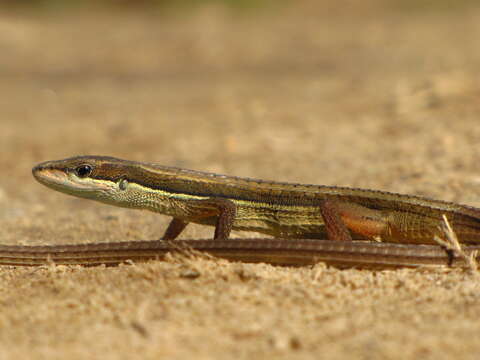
1,155,478,269
31,156,480,245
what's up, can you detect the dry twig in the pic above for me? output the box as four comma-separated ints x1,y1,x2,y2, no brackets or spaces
434,214,478,272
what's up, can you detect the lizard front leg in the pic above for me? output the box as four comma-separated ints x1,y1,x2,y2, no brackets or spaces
161,198,237,241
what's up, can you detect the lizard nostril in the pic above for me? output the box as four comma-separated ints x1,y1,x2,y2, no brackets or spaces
32,162,48,178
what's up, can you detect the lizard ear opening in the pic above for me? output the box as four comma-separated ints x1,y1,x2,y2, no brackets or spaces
119,178,129,191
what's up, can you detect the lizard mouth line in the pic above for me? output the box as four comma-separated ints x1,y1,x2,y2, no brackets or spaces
33,168,69,187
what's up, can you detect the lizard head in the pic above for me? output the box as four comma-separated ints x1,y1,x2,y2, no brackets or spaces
32,156,135,206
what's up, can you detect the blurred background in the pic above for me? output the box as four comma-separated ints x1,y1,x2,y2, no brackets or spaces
1,0,480,226
2,2,480,358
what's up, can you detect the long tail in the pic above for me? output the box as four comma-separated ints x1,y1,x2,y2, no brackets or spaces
0,238,478,268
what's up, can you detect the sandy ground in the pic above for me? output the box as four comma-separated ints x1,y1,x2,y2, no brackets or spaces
1,1,480,358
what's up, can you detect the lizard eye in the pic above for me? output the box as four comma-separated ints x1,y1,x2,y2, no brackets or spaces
75,165,93,178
